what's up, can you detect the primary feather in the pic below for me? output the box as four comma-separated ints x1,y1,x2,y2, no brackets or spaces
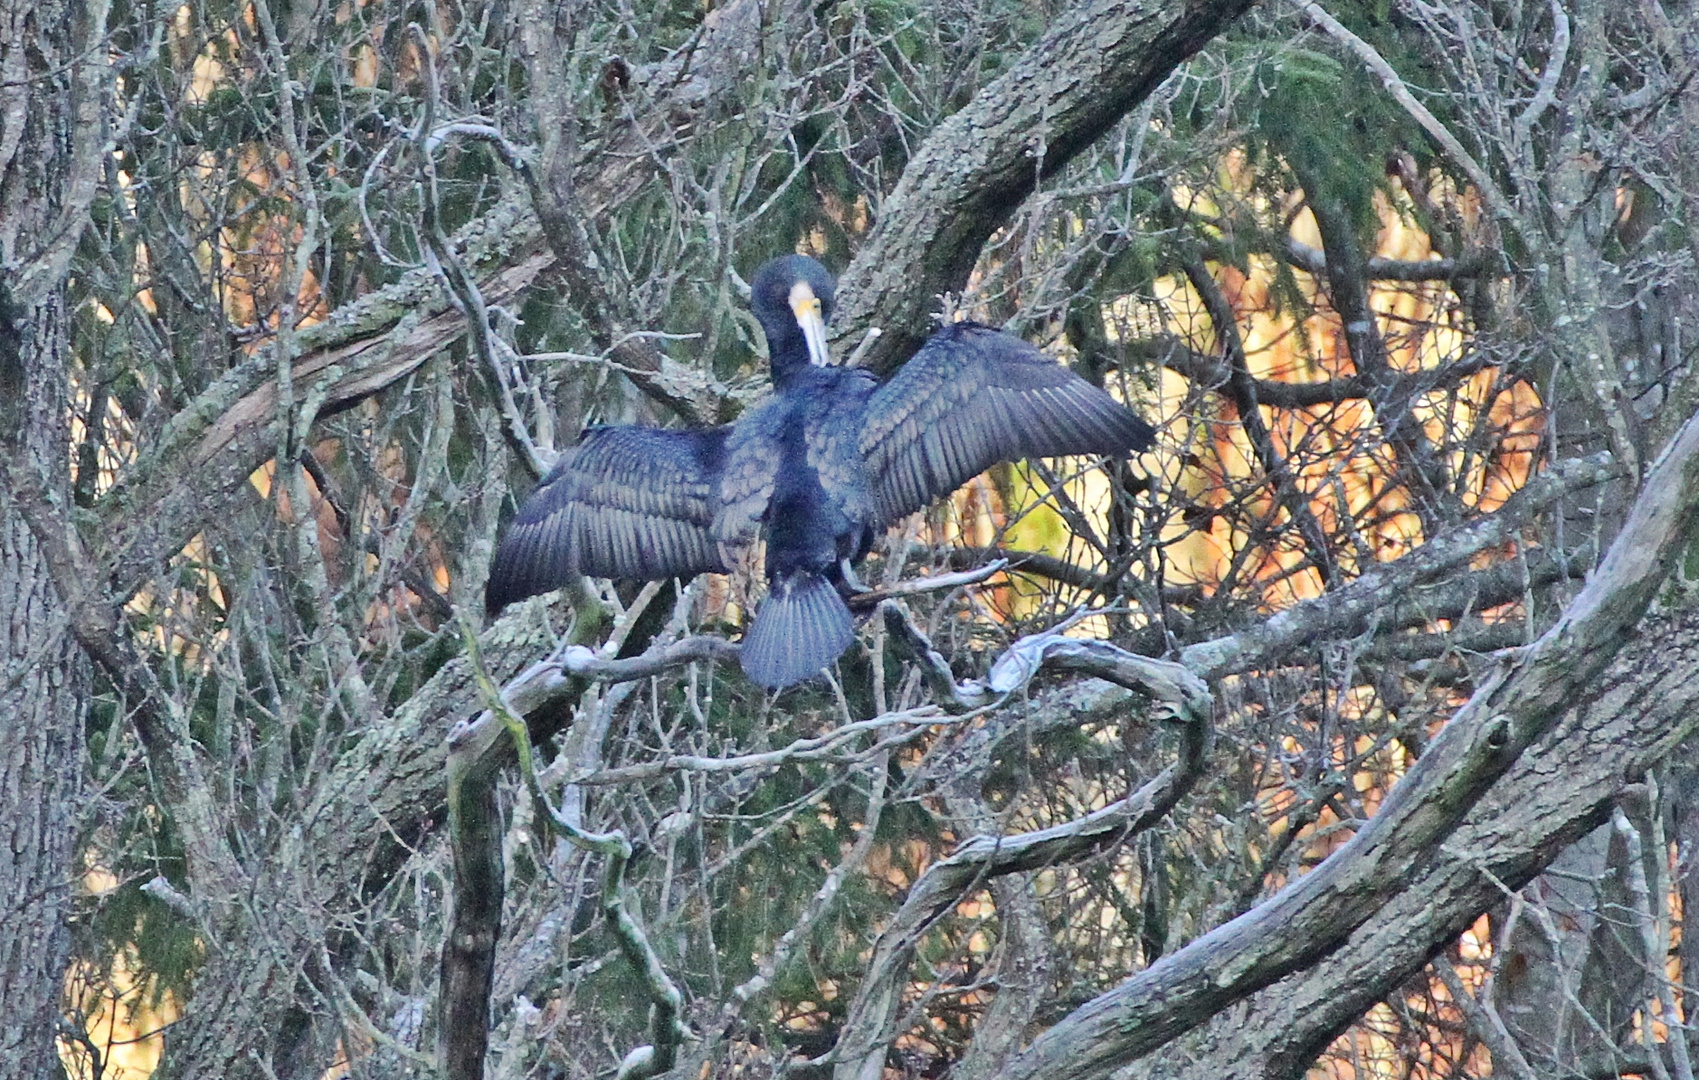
861,323,1154,524
483,425,728,614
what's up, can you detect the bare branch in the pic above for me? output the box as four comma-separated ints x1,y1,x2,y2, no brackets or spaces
1290,0,1514,222
996,410,1699,1080
1181,453,1617,679
834,0,1259,373
833,649,1211,1080
1613,799,1695,1080
1283,238,1495,282
1182,249,1340,584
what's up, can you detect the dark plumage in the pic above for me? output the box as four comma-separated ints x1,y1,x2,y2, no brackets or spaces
486,254,1156,689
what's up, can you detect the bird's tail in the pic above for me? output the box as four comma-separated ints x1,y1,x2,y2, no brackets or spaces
740,572,854,690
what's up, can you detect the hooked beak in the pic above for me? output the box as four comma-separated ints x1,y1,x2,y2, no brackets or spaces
790,283,831,366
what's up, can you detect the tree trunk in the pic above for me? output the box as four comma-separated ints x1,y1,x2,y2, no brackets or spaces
0,0,112,1066
0,291,89,1075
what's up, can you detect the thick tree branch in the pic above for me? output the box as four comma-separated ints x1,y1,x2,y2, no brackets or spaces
91,0,1255,629
445,616,689,1080
1125,604,1699,1080
993,410,1699,1080
834,0,1258,374
438,710,505,1080
293,447,1611,952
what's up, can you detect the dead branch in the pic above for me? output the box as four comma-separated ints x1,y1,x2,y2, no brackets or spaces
995,409,1699,1080
833,641,1212,1080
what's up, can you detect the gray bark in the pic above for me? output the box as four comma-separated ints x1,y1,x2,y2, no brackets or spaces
1118,602,1699,1080
0,291,89,1077
0,0,109,1065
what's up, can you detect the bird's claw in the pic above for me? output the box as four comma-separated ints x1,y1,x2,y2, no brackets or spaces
839,558,873,593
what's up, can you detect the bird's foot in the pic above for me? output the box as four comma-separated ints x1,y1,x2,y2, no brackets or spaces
839,558,873,594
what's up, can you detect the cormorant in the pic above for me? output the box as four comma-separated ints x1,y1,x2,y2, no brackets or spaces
485,255,1156,688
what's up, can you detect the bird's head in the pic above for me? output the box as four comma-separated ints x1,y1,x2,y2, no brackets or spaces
749,255,835,379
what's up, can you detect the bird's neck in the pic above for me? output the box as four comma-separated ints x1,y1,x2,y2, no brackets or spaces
762,321,816,386
768,356,815,391
761,302,818,373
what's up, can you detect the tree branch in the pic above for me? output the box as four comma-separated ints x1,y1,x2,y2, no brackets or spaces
833,0,1258,374
1282,238,1495,282
833,644,1211,1080
993,410,1699,1080
1181,452,1616,679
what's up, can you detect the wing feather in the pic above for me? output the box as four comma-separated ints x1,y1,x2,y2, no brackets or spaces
486,425,729,613
860,323,1155,525
713,398,785,549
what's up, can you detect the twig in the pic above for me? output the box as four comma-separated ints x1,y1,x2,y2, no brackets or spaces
1283,238,1494,282
729,747,891,1007
880,600,974,709
1511,0,1570,150
1290,0,1513,221
845,326,884,367
1645,774,1697,1080
568,704,959,785
1615,798,1694,1080
1180,249,1338,585
1431,955,1537,1080
140,875,199,921
997,405,1699,1080
847,558,1007,610
881,595,1215,715
458,616,690,1080
1180,452,1618,678
411,27,550,479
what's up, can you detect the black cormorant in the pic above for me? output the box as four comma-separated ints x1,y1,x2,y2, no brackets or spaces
485,255,1156,688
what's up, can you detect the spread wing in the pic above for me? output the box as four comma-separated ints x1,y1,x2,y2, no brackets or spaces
860,323,1156,524
712,399,784,550
485,425,729,613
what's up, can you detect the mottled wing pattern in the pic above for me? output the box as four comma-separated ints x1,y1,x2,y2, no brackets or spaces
860,323,1156,525
807,372,879,526
713,399,784,550
485,425,729,613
